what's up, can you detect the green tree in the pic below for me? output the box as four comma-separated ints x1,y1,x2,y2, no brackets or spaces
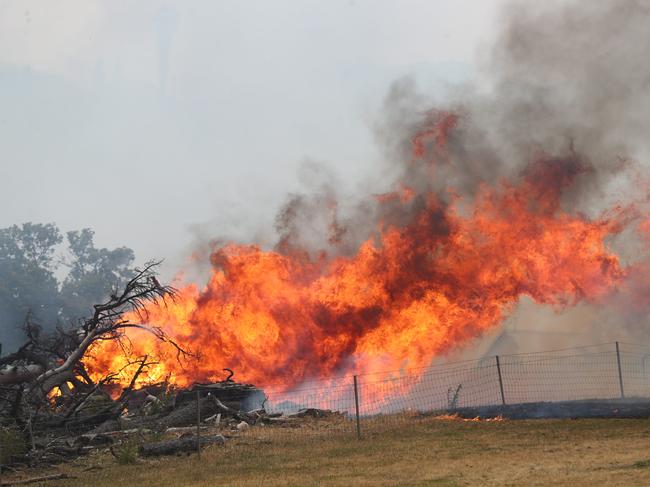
0,223,62,351
0,223,137,353
59,228,135,323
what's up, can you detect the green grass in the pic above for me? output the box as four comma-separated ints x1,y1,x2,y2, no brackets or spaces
0,426,26,464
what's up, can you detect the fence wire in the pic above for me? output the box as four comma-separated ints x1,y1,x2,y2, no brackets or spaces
253,341,650,442
3,341,650,469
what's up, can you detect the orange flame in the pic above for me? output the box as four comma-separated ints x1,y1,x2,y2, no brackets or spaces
85,113,630,396
432,413,505,422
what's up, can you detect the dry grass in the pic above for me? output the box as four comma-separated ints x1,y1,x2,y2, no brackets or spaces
8,415,650,486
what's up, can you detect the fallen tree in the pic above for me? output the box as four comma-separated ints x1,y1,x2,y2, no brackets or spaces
0,261,353,478
0,261,187,455
138,434,226,457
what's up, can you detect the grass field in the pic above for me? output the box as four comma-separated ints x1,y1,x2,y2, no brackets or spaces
8,415,650,486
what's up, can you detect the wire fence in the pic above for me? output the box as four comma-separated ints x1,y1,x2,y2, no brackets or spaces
3,341,650,471
252,341,650,442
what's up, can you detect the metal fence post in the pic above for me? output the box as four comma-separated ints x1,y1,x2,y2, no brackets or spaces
616,342,625,399
0,342,2,486
196,389,201,458
495,355,506,405
353,375,361,440
641,353,650,398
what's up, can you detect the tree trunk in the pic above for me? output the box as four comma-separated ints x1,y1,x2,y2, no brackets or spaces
158,397,220,429
139,434,225,457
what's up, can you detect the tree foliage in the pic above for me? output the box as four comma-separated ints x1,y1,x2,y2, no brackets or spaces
60,228,135,323
0,223,136,353
0,261,180,432
0,223,62,351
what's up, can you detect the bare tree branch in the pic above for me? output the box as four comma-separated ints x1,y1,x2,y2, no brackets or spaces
0,261,187,423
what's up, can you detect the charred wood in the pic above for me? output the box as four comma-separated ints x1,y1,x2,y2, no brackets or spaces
139,434,225,457
0,473,75,486
157,397,221,430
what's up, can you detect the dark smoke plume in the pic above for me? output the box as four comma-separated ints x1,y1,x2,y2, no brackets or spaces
84,0,650,388
277,0,650,255
265,0,650,349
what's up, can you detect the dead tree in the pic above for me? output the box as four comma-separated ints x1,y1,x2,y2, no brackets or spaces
0,261,186,427
139,434,226,457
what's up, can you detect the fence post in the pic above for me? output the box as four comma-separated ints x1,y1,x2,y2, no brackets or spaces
0,344,2,485
615,342,625,399
495,355,506,405
641,354,648,398
196,389,201,458
353,375,361,440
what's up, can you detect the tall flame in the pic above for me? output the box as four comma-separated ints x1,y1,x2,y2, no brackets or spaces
85,113,631,393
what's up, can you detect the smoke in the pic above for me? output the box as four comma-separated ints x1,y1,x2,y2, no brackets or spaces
260,0,650,350
84,0,650,391
380,0,650,211
481,0,650,345
278,0,650,237
480,0,650,208
472,0,650,348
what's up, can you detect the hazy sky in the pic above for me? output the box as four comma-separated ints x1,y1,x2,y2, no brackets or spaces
0,0,504,277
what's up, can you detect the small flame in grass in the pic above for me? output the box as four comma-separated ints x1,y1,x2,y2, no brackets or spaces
433,413,506,422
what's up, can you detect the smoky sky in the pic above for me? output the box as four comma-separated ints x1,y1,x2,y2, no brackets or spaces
260,0,650,355
2,0,649,354
3,0,648,283
273,0,650,262
0,0,498,279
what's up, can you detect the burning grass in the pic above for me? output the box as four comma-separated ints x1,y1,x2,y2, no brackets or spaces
429,413,506,422
14,415,650,486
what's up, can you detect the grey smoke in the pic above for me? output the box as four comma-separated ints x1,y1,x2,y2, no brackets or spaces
278,0,650,254
476,0,650,213
268,0,650,351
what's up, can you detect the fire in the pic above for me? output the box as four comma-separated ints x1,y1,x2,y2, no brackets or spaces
85,113,630,395
432,413,505,422
47,387,62,402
